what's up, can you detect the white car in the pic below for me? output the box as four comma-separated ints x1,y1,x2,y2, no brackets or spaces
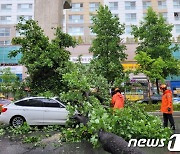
0,97,69,127
173,97,180,104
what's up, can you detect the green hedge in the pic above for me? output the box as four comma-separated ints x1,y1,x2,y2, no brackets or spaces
137,103,180,112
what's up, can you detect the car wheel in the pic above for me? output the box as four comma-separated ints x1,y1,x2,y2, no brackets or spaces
10,116,26,127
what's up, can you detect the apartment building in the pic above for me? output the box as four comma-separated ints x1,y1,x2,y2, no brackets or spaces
64,0,103,44
1,0,180,44
104,0,180,42
0,0,34,80
0,0,71,80
0,0,71,43
1,0,180,82
0,0,34,45
63,0,180,42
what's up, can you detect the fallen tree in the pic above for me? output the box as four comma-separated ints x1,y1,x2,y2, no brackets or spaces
98,130,143,154
72,114,144,154
60,61,172,152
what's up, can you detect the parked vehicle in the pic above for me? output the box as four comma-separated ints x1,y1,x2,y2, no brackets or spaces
0,99,12,112
0,99,11,106
138,94,180,104
0,97,68,127
173,96,180,104
138,94,162,104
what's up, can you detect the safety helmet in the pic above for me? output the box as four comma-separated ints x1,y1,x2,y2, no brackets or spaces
114,88,120,92
160,84,167,90
114,88,121,93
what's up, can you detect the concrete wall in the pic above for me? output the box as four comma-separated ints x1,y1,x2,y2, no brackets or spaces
34,0,71,40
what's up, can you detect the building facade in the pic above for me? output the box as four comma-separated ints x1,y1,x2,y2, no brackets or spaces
0,0,71,44
64,0,103,44
0,0,34,45
0,0,34,80
63,0,180,43
34,0,71,40
0,0,71,80
104,0,180,42
0,0,180,96
1,0,180,44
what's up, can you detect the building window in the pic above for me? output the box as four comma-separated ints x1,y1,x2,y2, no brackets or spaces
159,12,168,20
16,31,20,37
90,29,96,35
113,14,119,18
174,12,180,21
0,28,10,37
16,30,25,37
68,27,84,36
175,24,180,33
173,0,180,8
1,4,12,11
17,4,32,12
69,15,83,23
125,13,136,22
142,1,151,9
71,3,83,11
109,2,118,10
158,0,167,9
63,15,65,24
143,13,147,18
0,16,11,24
90,15,95,23
125,1,136,10
0,40,11,45
89,2,100,12
17,15,32,22
125,25,132,34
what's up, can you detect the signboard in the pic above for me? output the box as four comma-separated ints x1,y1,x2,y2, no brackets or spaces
122,63,139,70
0,66,23,74
70,56,93,63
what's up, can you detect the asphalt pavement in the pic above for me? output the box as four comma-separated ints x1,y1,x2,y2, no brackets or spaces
0,112,180,154
0,134,108,154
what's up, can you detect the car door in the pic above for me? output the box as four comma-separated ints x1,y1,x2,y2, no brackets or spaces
42,98,68,125
15,99,44,125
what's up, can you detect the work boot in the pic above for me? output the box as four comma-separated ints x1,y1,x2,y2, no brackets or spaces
171,125,176,130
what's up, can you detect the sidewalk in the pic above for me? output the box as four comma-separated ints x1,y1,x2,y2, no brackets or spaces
149,111,180,134
149,111,180,117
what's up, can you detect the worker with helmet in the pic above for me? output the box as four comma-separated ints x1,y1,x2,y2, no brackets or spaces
111,88,124,109
160,84,175,130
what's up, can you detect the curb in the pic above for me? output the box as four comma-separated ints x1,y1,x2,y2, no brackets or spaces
149,111,180,116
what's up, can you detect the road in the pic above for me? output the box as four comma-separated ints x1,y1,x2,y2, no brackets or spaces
0,134,108,154
0,113,180,154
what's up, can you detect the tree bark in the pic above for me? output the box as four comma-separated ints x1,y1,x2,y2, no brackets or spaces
156,79,159,94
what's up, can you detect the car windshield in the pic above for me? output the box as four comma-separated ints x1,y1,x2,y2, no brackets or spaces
54,97,67,106
54,97,61,102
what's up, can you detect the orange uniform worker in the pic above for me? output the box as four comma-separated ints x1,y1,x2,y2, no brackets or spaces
160,84,175,130
111,88,124,109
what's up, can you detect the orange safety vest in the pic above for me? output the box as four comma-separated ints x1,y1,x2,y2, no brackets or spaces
111,92,124,109
160,90,173,114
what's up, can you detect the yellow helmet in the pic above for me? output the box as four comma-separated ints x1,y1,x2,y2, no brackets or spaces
115,88,120,91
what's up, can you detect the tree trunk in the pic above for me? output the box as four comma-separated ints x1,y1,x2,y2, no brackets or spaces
156,79,159,94
73,114,144,154
147,79,152,104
